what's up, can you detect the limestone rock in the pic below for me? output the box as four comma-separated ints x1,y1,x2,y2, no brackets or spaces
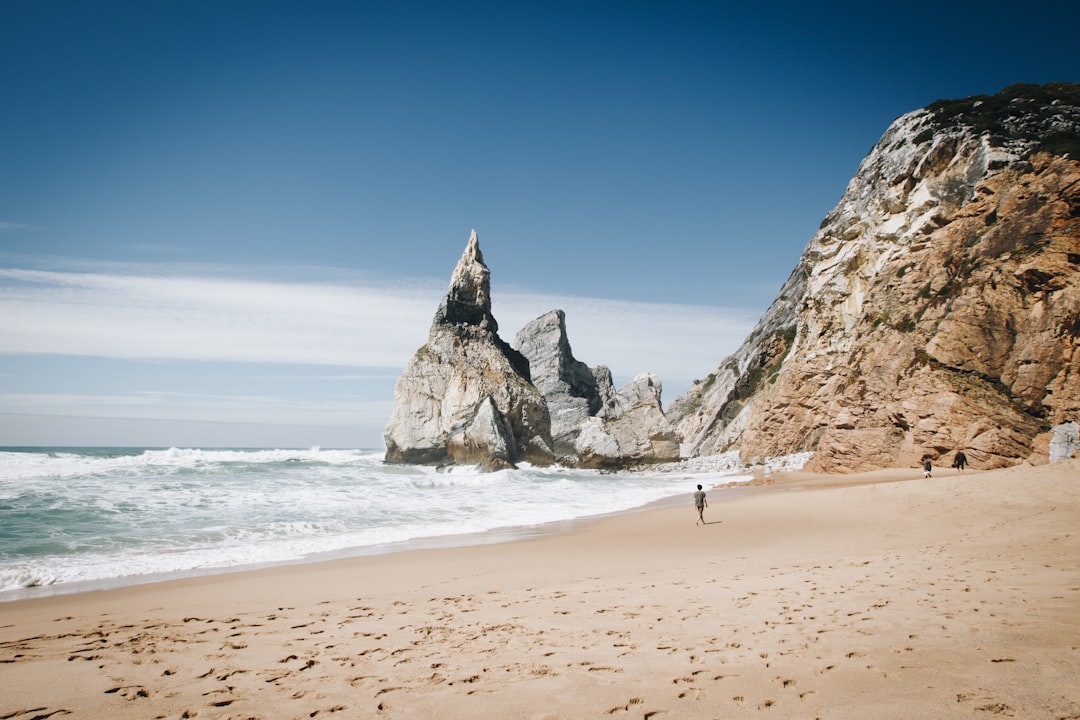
385,231,678,471
670,83,1080,472
1049,422,1080,463
384,231,554,470
574,372,680,469
511,310,678,468
512,309,615,459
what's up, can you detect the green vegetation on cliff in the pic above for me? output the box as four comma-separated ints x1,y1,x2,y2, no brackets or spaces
925,82,1080,158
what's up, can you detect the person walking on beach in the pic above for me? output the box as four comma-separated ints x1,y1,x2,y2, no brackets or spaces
952,450,967,473
923,457,933,479
693,484,708,525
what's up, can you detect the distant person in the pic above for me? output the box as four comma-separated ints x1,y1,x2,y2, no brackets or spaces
923,457,933,479
693,484,708,525
952,450,967,473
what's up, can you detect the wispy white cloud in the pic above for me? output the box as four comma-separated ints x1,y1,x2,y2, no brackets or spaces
0,265,757,397
0,221,38,232
0,264,761,446
0,391,392,426
0,268,440,368
124,243,194,255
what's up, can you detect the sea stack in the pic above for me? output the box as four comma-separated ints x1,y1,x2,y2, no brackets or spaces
511,309,615,460
383,230,554,471
511,310,680,468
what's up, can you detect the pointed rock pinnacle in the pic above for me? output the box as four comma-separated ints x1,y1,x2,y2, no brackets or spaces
434,229,497,331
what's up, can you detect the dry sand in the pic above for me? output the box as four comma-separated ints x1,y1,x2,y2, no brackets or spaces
2,460,1079,719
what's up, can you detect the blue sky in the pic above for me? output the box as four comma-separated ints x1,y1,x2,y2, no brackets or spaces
1,1,1077,449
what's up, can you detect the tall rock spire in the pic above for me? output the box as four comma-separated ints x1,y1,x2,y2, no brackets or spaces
433,229,498,331
385,231,686,470
384,231,553,471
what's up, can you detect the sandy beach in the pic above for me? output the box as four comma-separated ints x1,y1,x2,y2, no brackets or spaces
2,460,1078,719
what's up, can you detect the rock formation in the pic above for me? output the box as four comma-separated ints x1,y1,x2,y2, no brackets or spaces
510,309,680,468
386,236,681,470
1047,422,1079,463
386,85,1079,473
669,83,1080,472
383,230,554,471
574,372,680,469
511,310,615,459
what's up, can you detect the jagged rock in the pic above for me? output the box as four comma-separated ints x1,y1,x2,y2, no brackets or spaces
575,372,680,469
670,83,1080,472
384,231,554,471
385,232,679,471
512,309,678,468
512,309,614,459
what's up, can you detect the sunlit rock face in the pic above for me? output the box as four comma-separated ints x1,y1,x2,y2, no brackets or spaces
669,83,1080,472
511,310,679,468
385,234,680,471
511,309,614,460
573,371,680,469
384,230,554,471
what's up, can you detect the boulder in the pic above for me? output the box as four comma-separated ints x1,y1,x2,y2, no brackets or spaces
1049,422,1079,463
574,372,680,469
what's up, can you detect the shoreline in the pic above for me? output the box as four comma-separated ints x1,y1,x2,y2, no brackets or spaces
3,455,888,606
3,460,1078,719
0,461,1012,609
0,447,753,603
0,473,749,605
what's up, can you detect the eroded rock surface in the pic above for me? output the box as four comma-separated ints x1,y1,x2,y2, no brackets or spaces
670,83,1080,472
384,231,554,471
512,309,615,460
575,372,680,469
386,235,678,470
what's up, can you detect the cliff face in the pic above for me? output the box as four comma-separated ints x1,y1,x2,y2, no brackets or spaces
670,83,1080,472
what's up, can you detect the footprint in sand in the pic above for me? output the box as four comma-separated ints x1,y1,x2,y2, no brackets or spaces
103,685,149,700
308,704,348,715
607,697,644,714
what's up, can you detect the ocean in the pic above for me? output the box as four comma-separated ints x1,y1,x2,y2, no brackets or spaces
0,447,754,600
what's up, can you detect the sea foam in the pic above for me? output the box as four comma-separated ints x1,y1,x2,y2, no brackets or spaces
0,447,752,596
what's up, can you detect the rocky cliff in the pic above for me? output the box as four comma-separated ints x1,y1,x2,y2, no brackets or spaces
384,230,554,471
669,83,1080,472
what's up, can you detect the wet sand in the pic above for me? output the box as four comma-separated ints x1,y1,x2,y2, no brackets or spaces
2,460,1079,719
